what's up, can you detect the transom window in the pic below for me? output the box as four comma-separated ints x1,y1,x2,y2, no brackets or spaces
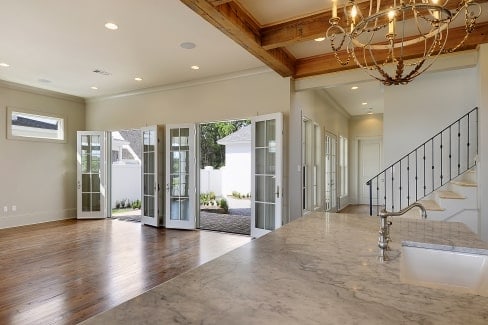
7,107,65,142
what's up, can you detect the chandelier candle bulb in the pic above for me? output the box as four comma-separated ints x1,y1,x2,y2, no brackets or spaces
332,0,338,19
388,10,395,35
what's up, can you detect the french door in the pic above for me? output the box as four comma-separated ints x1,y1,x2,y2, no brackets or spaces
325,133,337,212
251,113,283,238
141,126,164,227
77,131,108,219
165,124,196,229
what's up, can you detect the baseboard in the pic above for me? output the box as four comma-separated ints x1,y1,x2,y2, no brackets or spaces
0,208,76,229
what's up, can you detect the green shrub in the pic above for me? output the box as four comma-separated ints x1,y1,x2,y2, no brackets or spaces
219,198,229,213
131,199,141,209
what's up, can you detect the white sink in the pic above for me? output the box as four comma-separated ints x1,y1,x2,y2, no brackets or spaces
401,241,488,296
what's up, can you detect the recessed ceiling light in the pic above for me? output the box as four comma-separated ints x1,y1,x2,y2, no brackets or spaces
367,112,373,115
362,102,368,105
134,77,143,81
191,65,200,70
0,62,10,67
90,86,99,90
180,42,196,49
104,22,118,30
351,86,359,90
314,37,326,42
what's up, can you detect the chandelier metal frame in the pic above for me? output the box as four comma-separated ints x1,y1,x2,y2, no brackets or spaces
326,0,482,85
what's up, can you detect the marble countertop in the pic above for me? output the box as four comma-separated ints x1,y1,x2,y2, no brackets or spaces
83,213,488,324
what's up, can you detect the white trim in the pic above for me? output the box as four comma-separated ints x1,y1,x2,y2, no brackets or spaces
0,79,85,103
0,209,76,229
87,66,272,103
6,106,67,143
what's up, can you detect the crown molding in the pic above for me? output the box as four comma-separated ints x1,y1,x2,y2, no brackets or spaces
0,79,85,104
86,66,272,104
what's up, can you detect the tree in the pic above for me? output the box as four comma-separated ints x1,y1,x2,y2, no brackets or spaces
200,120,250,168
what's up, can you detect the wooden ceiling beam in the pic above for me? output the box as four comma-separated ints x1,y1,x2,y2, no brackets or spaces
208,0,233,6
262,0,488,50
294,21,488,78
180,0,295,77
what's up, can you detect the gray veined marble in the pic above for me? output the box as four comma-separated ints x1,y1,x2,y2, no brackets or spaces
82,212,488,324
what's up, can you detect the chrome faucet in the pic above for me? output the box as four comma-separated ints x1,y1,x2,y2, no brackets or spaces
378,203,427,262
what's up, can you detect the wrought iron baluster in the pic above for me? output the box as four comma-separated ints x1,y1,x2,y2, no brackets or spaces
423,144,426,197
458,120,461,175
407,154,410,206
467,114,470,169
432,139,434,193
399,160,402,210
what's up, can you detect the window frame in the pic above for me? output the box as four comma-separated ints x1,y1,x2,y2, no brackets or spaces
339,135,348,198
7,106,67,143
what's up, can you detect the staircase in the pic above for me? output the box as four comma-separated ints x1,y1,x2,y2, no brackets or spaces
418,167,478,233
367,107,479,234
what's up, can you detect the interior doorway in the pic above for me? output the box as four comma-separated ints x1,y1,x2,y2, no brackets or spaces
198,119,251,235
110,129,143,222
358,138,383,205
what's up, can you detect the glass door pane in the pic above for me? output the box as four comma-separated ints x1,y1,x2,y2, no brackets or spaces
141,126,163,227
77,131,107,219
325,133,337,212
252,113,282,238
165,124,196,229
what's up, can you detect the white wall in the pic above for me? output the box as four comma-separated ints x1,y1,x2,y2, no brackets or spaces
349,114,383,204
477,44,488,241
0,82,85,228
383,67,477,166
111,163,141,206
221,143,251,196
290,89,349,220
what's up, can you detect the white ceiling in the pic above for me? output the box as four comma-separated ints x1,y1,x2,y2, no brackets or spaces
0,0,264,98
325,80,385,116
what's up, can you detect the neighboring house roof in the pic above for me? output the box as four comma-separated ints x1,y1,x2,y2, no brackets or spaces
217,125,251,145
119,130,142,159
12,116,58,130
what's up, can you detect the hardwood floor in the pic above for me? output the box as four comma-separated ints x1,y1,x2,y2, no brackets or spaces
0,219,251,324
338,204,371,215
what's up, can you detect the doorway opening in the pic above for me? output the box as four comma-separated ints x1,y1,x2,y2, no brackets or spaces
199,119,251,235
110,129,143,222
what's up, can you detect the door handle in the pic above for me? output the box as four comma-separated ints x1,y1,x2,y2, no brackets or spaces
77,181,81,189
166,184,170,191
275,186,280,198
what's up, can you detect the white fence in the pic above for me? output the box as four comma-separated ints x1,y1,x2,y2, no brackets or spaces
112,162,141,206
200,166,222,196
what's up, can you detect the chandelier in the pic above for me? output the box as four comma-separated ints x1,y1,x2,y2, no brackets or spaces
326,0,482,85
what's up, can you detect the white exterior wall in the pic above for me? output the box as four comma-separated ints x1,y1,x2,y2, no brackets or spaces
111,163,141,206
221,143,251,196
200,167,222,196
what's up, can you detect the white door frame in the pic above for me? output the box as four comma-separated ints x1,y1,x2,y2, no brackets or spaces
251,113,283,238
165,124,196,229
77,131,109,219
141,126,164,227
324,132,337,212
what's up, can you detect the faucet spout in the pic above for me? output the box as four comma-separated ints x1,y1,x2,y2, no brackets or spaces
378,203,427,262
379,202,427,219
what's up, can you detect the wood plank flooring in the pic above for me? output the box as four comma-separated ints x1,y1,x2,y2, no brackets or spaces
0,219,251,324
